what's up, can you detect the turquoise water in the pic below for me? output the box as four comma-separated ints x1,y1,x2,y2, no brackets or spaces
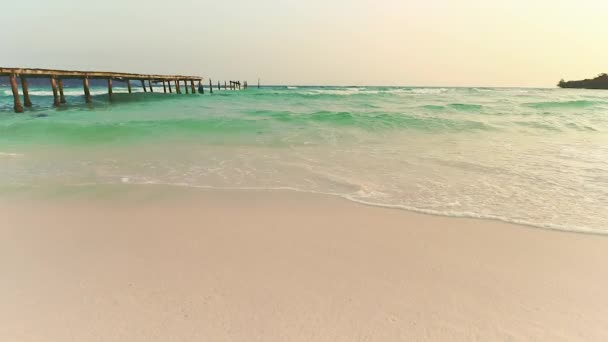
1,85,607,233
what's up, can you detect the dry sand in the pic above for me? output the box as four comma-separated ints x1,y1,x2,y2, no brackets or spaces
1,185,607,341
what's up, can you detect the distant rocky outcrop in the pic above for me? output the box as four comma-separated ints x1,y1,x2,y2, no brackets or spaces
558,73,608,89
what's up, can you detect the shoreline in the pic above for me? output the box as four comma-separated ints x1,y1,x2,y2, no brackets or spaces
2,184,608,341
2,182,605,236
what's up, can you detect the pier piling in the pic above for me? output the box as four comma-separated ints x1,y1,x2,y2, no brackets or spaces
20,76,32,107
176,80,181,94
58,79,66,104
185,80,189,94
50,78,60,107
163,81,167,93
141,80,147,92
199,80,204,94
191,80,196,94
209,79,213,94
148,80,153,93
10,73,23,113
168,80,172,93
107,78,113,101
127,80,132,93
83,77,92,103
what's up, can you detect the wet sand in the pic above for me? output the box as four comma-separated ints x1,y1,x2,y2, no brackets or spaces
1,185,607,341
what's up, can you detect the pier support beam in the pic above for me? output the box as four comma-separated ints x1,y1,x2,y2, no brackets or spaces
83,77,92,103
141,80,147,92
199,80,204,94
10,73,23,113
148,80,153,93
185,80,189,94
20,76,32,107
224,81,227,90
168,80,172,93
50,77,60,107
176,80,181,94
209,79,213,94
58,79,66,104
163,81,167,93
127,80,132,93
107,78,113,101
192,80,196,94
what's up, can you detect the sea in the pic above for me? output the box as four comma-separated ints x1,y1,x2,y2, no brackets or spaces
1,83,607,234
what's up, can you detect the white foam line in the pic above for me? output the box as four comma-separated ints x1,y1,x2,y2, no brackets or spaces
61,181,608,236
0,152,24,157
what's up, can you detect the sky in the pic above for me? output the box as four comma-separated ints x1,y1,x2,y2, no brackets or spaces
2,0,607,87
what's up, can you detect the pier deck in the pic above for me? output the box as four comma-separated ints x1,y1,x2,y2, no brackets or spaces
1,67,248,113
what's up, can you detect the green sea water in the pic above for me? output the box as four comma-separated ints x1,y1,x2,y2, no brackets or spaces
1,85,607,233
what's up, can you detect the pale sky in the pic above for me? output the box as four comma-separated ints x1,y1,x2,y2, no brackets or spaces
2,0,607,87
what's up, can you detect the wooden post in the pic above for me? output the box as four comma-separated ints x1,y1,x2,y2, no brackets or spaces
258,78,260,89
199,80,204,94
10,73,23,113
107,78,113,101
185,80,189,94
217,81,220,91
224,81,227,90
163,81,167,93
191,80,196,94
176,80,181,94
209,79,213,94
141,80,147,92
58,79,66,103
148,80,153,92
20,76,32,107
50,78,60,106
127,80,132,93
83,77,92,103
168,80,173,93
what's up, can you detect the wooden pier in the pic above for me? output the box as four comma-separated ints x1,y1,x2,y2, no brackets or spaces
0,67,252,113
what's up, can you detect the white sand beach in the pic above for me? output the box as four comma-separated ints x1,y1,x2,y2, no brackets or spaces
1,186,607,341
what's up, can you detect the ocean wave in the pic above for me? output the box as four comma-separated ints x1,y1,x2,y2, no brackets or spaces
524,100,603,109
394,88,448,94
0,110,497,145
448,103,483,111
